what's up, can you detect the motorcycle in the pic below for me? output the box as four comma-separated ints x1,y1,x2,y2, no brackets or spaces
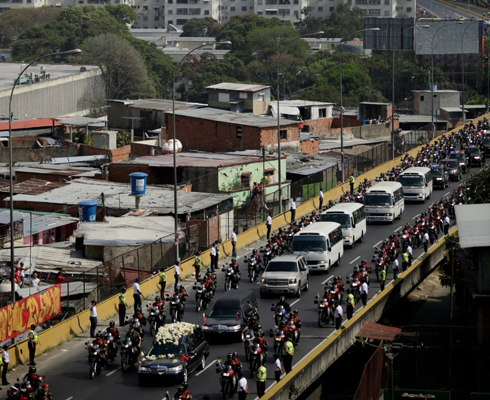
248,343,264,374
260,245,272,268
7,377,33,400
167,293,183,323
269,327,285,357
314,296,333,328
271,304,288,328
216,360,236,400
104,331,118,361
120,337,139,371
193,282,212,312
247,255,260,283
147,304,165,336
85,342,103,378
222,264,239,291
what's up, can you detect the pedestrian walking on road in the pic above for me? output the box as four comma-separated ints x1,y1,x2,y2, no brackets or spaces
273,353,282,382
266,212,272,240
290,198,296,223
360,279,369,306
237,371,249,400
379,268,386,291
255,360,267,397
133,278,143,312
282,335,294,373
27,324,37,365
319,188,324,210
231,228,238,258
89,300,97,338
345,289,355,319
118,287,128,326
2,345,9,385
334,300,343,330
174,261,181,292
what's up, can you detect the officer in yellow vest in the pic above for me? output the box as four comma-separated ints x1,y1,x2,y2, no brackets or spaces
401,251,409,272
345,289,355,320
118,287,128,326
378,268,386,291
28,324,38,365
350,175,355,194
254,360,267,397
281,334,294,373
159,269,167,297
194,251,202,279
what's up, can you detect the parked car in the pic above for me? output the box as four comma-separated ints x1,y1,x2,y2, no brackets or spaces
430,164,450,189
138,323,210,385
259,254,309,298
441,159,462,182
202,290,259,342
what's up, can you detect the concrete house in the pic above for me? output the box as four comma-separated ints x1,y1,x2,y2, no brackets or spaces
206,83,271,114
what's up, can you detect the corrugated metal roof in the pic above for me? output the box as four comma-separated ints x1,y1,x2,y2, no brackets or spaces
455,204,490,249
123,99,207,112
441,107,467,113
288,163,335,176
55,117,106,126
0,209,77,236
358,321,401,341
271,104,300,117
0,179,68,195
51,155,108,164
205,82,270,92
278,100,334,107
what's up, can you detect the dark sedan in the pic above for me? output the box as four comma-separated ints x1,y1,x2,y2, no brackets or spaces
467,146,485,166
431,165,450,189
138,324,210,385
442,159,462,181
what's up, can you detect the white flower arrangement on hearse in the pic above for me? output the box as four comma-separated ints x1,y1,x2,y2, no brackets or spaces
140,322,197,363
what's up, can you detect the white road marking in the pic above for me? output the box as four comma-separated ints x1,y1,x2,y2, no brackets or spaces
195,359,217,376
444,192,450,197
413,214,420,220
66,397,73,400
322,275,334,285
106,366,121,376
290,299,301,307
394,226,402,232
349,256,360,265
373,240,383,248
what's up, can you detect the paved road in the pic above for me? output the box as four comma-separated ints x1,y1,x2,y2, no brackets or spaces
9,160,486,400
418,0,485,19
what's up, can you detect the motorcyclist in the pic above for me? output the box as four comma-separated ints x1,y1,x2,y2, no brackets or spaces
24,366,39,388
127,327,142,349
177,285,189,316
275,296,291,313
225,353,241,374
133,309,147,326
37,383,53,400
106,320,120,341
170,384,192,400
93,332,105,349
229,258,240,276
253,332,268,362
291,310,302,335
154,296,166,313
232,351,242,373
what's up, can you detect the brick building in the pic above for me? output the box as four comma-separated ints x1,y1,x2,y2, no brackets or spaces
166,107,300,152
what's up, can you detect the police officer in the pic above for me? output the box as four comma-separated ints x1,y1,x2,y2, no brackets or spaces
350,175,355,194
254,360,267,397
401,250,409,272
194,251,202,279
345,289,355,320
28,324,37,365
118,287,128,326
379,267,386,291
159,268,167,297
281,334,294,373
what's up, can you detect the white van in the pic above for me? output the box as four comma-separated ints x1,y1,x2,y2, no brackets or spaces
291,222,344,272
364,182,405,223
399,166,433,201
319,203,367,247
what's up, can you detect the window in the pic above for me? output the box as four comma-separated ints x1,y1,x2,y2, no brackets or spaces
368,8,380,14
368,0,380,4
204,9,209,13
384,10,389,15
280,129,287,140
258,11,263,14
258,93,265,102
168,19,173,24
176,18,187,24
420,95,424,101
189,7,200,13
219,93,230,102
266,9,277,14
384,0,389,4
143,16,148,20
266,0,277,3
168,9,173,13
33,234,39,245
241,5,246,10
143,5,148,9
318,6,322,10
230,5,235,10
406,6,411,11
319,108,326,118
241,172,251,188
278,9,290,15
236,126,242,138
355,0,367,4
177,8,188,13
329,6,334,10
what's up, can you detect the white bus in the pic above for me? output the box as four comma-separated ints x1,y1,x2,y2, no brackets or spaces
398,166,433,201
364,182,405,223
319,203,367,248
291,222,344,272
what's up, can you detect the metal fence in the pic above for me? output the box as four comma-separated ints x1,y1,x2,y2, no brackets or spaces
353,343,387,400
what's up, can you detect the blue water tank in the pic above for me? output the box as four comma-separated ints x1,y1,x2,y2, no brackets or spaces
429,85,437,92
78,200,97,222
130,172,148,196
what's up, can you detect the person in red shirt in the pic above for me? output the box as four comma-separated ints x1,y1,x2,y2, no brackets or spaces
54,272,66,285
10,267,21,285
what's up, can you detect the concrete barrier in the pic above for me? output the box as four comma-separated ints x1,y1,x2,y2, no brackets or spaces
260,226,457,400
6,112,486,367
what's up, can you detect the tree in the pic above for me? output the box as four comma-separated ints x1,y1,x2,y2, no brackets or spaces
181,17,222,37
83,33,156,99
104,4,137,25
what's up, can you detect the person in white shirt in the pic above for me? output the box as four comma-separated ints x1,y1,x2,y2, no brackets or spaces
423,231,430,253
319,188,324,210
290,198,297,222
2,344,9,385
266,212,272,240
406,244,413,265
18,262,28,288
49,233,55,244
237,371,249,400
210,244,217,272
174,261,181,292
133,278,142,312
273,353,283,382
231,228,238,258
89,300,97,338
360,279,369,306
444,214,450,235
30,272,40,288
334,301,343,330
392,258,399,280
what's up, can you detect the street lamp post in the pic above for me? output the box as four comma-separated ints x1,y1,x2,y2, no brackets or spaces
8,48,82,304
461,21,478,126
172,41,231,259
339,28,379,182
276,31,323,213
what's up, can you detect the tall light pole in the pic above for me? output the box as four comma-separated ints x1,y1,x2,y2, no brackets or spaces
461,21,478,126
431,22,460,140
8,48,82,304
391,25,429,159
172,41,231,259
276,31,323,213
340,28,379,182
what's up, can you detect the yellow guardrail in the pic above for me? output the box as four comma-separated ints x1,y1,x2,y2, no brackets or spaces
5,113,485,367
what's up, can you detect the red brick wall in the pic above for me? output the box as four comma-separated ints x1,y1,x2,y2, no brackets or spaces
131,142,161,157
108,164,152,183
17,172,66,183
303,118,333,135
77,144,131,162
299,137,320,154
165,114,300,151
331,117,363,129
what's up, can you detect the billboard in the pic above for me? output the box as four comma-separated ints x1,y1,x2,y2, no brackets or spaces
363,17,415,50
0,285,61,342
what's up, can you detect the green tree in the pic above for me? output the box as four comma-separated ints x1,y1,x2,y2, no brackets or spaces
104,4,137,25
83,33,156,99
181,17,222,37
